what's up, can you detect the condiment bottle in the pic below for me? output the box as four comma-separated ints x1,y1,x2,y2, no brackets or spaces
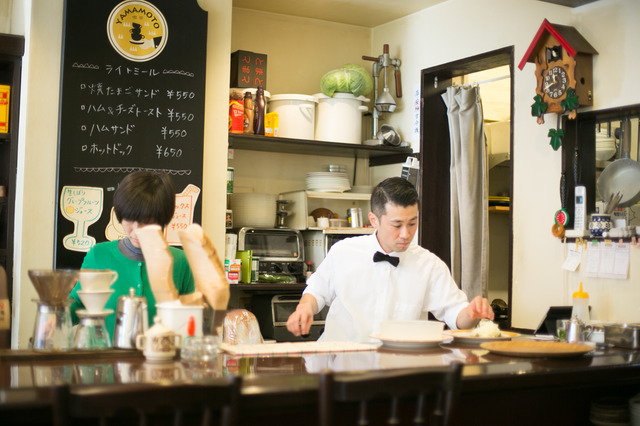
254,86,266,135
571,282,590,323
243,91,254,134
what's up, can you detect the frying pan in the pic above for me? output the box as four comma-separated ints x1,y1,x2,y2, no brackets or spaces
597,117,640,207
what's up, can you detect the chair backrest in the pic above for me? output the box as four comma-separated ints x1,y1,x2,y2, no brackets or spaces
318,362,463,426
52,375,242,426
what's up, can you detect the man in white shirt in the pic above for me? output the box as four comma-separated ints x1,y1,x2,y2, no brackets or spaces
286,177,493,342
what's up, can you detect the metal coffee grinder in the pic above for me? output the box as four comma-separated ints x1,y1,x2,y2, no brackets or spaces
362,44,402,146
28,269,78,351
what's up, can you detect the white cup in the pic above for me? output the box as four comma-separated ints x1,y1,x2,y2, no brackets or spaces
307,216,316,227
156,302,204,338
317,217,329,228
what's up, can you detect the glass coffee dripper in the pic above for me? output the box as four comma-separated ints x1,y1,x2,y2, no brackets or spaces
28,269,79,351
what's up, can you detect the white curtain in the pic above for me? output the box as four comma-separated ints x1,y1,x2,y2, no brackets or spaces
441,85,488,299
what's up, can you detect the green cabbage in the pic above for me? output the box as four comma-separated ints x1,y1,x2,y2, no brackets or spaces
321,63,373,98
343,63,373,97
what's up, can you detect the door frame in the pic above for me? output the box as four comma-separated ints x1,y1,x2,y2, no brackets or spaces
419,46,514,327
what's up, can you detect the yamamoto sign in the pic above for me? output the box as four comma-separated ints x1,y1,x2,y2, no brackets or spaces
107,0,168,62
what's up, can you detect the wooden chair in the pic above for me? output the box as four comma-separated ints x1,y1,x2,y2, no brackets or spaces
318,362,463,426
51,375,242,426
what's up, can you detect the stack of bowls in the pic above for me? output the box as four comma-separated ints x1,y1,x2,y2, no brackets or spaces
76,269,117,313
596,131,617,162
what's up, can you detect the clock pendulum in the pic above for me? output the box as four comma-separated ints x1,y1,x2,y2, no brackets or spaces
552,145,569,239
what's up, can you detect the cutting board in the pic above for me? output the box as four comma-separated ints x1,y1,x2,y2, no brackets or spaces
480,341,594,357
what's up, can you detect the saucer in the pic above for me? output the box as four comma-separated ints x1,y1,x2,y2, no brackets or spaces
370,334,452,349
76,309,114,318
143,352,177,362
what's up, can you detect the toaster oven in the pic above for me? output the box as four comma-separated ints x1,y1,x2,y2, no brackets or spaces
237,227,305,282
302,228,374,269
251,294,329,342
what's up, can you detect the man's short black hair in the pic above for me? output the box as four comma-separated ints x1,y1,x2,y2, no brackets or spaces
371,177,418,218
113,171,176,228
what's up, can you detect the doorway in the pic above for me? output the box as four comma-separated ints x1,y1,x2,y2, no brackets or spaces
418,47,514,327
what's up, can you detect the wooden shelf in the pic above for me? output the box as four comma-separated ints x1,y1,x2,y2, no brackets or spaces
489,206,510,214
230,283,306,292
228,133,413,166
305,191,370,201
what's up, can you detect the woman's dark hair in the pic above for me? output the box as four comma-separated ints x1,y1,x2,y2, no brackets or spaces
113,171,176,228
370,177,418,218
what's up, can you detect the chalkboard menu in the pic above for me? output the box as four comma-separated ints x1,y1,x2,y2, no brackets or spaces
55,0,207,268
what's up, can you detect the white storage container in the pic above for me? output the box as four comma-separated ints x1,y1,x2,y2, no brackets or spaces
314,93,369,144
156,301,204,337
268,94,318,140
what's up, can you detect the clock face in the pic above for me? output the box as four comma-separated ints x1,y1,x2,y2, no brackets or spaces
543,66,568,99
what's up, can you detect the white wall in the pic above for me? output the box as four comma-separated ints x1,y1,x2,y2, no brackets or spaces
373,0,640,328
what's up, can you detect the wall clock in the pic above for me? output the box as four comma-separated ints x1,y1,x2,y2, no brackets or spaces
519,19,597,146
519,19,597,239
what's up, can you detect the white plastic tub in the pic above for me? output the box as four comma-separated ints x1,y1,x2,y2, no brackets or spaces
156,301,204,338
268,94,318,140
314,93,369,144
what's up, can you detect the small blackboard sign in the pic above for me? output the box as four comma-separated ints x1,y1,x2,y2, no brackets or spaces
230,50,268,89
55,0,207,268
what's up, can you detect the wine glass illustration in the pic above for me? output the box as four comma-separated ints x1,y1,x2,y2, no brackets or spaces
60,186,104,252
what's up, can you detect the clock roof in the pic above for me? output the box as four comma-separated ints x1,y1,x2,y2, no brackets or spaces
518,18,597,70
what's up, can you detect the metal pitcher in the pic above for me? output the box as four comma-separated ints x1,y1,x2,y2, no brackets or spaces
347,208,363,228
566,316,593,343
113,288,148,349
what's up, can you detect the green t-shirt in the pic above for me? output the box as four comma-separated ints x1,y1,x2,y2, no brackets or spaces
69,240,195,339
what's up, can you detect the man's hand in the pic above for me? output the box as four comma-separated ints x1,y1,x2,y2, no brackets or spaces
456,296,494,329
286,294,318,337
467,296,494,320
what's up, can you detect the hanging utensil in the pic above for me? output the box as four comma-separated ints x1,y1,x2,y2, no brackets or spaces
605,191,623,215
597,117,640,207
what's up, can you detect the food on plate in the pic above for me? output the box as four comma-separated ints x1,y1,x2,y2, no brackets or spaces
471,319,502,338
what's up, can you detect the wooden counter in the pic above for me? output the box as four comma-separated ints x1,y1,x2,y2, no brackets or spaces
1,337,639,425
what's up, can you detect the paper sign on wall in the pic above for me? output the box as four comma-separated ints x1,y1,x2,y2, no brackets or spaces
584,241,630,279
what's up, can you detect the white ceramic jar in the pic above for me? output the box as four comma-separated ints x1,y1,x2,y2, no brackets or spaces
314,93,369,144
268,94,318,140
136,315,182,362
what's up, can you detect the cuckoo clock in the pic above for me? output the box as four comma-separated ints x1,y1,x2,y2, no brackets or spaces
519,19,597,238
519,19,597,127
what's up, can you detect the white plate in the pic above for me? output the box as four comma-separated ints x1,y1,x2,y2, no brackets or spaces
444,330,519,344
371,334,452,349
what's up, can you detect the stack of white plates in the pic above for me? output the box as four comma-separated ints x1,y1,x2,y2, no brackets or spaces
305,172,351,193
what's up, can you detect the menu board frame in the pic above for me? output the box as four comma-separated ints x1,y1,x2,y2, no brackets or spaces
54,0,207,268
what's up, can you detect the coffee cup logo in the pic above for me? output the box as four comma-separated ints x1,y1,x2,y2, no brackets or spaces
129,23,145,42
107,1,167,62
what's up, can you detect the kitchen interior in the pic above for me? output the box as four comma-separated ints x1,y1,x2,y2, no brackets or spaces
1,0,640,424
225,16,514,339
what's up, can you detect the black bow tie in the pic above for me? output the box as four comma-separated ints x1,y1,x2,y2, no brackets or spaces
373,251,400,267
